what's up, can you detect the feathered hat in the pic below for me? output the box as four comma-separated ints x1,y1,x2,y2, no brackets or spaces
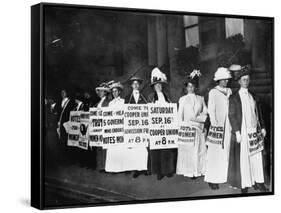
184,69,201,87
150,67,168,86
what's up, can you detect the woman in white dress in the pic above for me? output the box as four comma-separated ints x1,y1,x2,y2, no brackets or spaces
204,67,232,190
105,81,126,172
105,81,149,174
177,70,208,179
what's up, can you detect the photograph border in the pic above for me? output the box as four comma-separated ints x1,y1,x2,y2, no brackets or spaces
31,2,275,209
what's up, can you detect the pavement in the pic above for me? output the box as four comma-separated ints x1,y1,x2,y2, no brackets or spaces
45,160,272,208
44,127,272,208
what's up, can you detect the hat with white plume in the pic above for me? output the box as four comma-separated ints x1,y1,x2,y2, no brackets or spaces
184,69,201,87
150,67,168,86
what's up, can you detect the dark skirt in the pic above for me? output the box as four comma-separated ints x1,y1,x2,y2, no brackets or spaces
75,147,96,169
148,148,177,176
227,134,242,188
95,147,107,171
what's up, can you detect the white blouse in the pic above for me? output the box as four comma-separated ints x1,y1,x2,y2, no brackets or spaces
208,86,232,126
109,96,125,107
178,93,208,127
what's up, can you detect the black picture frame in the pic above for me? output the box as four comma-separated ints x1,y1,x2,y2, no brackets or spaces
31,2,274,210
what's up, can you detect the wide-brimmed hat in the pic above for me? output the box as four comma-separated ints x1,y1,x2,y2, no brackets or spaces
129,76,143,84
229,64,251,80
95,82,111,93
214,67,232,81
150,67,168,86
109,81,124,90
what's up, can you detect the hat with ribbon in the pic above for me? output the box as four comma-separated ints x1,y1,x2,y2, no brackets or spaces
129,75,143,84
95,82,111,93
109,81,124,90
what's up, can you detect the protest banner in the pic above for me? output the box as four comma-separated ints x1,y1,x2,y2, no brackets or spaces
102,107,124,148
123,104,149,147
78,111,90,150
66,111,81,147
247,127,264,156
178,124,196,144
88,108,103,147
206,125,224,146
148,103,178,149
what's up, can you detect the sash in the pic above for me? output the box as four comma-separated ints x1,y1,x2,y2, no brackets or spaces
247,127,264,156
178,124,196,145
206,125,224,147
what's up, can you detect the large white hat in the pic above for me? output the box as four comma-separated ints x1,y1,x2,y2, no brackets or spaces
150,67,167,86
213,67,232,81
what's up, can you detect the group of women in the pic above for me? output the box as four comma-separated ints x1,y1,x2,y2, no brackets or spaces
61,65,268,193
92,67,228,184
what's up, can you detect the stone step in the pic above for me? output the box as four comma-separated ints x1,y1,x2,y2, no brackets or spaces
248,85,272,94
249,78,272,86
230,83,272,92
229,79,272,88
250,72,272,80
251,67,272,73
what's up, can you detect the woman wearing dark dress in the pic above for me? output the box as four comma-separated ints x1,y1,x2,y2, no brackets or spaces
147,67,177,180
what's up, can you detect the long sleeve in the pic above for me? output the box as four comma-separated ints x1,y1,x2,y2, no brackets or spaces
208,90,217,126
178,97,184,123
256,98,266,129
228,95,240,133
195,96,208,123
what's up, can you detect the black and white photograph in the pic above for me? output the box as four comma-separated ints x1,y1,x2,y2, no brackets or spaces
31,2,274,209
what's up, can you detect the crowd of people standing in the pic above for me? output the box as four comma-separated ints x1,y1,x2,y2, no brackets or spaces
45,65,269,194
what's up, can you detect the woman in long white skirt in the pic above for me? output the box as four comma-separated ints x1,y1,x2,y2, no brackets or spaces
177,70,208,178
204,67,232,190
105,81,148,173
104,81,126,172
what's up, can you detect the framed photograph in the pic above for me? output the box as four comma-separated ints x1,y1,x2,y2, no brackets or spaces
31,2,274,209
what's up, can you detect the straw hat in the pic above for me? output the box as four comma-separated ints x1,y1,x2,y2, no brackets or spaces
95,82,111,93
109,81,124,90
129,76,143,84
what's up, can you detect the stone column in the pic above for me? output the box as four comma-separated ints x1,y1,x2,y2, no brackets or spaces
147,16,157,66
156,15,169,69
